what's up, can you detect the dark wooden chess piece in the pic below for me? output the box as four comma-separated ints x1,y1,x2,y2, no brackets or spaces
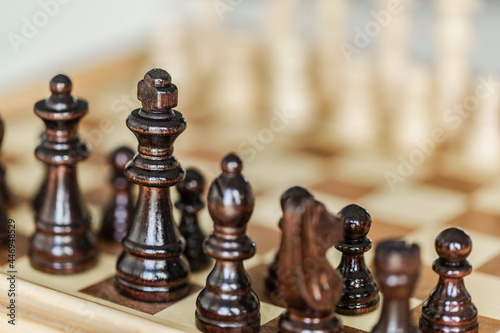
265,186,312,305
195,153,260,332
29,74,98,274
278,189,344,333
0,115,11,207
175,167,210,271
33,133,47,211
336,204,379,315
0,115,8,242
371,240,420,333
0,198,6,243
419,227,478,333
115,69,190,302
100,146,135,243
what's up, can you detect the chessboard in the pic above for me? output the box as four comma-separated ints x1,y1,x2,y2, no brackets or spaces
1,59,500,333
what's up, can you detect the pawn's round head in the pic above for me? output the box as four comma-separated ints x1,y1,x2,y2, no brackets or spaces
435,227,472,263
221,153,242,175
338,204,371,240
177,168,205,196
110,146,134,174
50,74,72,95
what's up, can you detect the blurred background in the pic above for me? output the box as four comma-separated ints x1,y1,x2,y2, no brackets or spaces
3,2,500,329
0,0,500,183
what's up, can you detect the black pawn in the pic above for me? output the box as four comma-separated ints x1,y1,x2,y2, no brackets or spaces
195,153,260,332
420,228,478,333
175,168,210,271
336,204,379,315
100,146,135,243
371,240,420,333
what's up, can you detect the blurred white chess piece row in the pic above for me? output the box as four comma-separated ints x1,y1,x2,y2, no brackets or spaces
148,0,499,175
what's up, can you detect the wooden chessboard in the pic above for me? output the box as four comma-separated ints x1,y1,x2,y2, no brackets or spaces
1,59,500,332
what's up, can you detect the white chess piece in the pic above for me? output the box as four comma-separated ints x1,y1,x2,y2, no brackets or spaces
315,0,349,147
264,0,315,135
147,10,199,113
209,34,259,126
433,0,479,135
374,0,412,110
461,78,500,174
316,0,348,105
392,65,432,153
330,57,378,150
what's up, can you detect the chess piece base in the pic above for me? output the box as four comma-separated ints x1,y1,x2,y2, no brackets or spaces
29,229,98,274
195,310,260,333
336,294,380,315
279,309,342,333
114,275,189,303
115,253,190,302
28,249,97,275
419,314,479,333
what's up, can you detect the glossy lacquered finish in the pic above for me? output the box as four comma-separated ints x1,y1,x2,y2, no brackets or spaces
371,240,420,333
0,116,10,207
29,74,98,274
115,69,190,302
277,187,344,333
195,154,260,333
265,187,313,305
336,204,379,315
0,116,8,243
175,168,210,272
419,228,478,333
100,146,135,243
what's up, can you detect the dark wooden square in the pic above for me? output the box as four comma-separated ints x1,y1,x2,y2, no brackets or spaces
310,178,375,201
446,211,500,238
423,174,485,193
80,276,202,315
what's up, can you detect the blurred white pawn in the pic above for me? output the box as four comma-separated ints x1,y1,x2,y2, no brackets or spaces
264,0,315,135
316,0,348,104
209,35,259,126
147,11,199,112
329,57,378,150
392,65,432,153
461,80,500,174
188,2,223,81
374,0,412,110
433,0,479,134
268,38,315,135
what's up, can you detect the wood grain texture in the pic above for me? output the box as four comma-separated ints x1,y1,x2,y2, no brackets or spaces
336,204,380,315
0,275,185,333
419,228,479,333
195,153,260,333
277,187,344,333
115,69,190,302
29,74,98,274
100,146,135,243
371,240,420,333
175,168,210,272
80,276,202,315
